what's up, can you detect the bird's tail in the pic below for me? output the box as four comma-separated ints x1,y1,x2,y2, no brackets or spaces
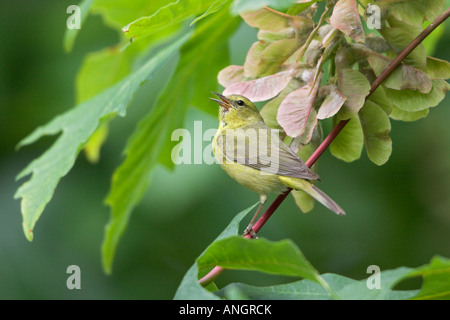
279,176,345,215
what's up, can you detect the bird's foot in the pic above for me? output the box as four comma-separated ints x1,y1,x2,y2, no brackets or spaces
243,225,258,239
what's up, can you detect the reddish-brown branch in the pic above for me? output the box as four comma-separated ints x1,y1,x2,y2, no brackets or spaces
307,7,450,168
198,8,450,287
249,189,292,234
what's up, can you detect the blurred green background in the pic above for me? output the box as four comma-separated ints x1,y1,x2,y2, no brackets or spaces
1,1,449,299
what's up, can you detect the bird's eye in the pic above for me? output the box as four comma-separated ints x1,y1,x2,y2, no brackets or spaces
237,100,245,106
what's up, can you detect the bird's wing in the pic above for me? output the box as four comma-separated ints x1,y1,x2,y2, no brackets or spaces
216,123,319,180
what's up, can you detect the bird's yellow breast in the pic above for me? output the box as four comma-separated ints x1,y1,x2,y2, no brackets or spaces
212,133,288,196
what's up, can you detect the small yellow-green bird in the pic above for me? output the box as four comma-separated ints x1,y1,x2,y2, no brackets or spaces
210,92,344,234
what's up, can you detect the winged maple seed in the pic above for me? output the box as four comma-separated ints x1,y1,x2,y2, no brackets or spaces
217,1,449,167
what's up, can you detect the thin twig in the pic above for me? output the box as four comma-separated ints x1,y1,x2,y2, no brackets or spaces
307,7,450,166
295,5,330,62
262,6,295,19
198,7,450,288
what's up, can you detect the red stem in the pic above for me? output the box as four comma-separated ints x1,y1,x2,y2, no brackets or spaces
306,119,349,168
198,7,450,287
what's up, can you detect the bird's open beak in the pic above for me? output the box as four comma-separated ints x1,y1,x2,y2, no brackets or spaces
210,92,231,111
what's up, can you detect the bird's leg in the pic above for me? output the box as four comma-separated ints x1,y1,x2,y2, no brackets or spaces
243,195,267,238
243,202,263,238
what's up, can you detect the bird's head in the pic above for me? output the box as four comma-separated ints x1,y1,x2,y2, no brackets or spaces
210,92,263,128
